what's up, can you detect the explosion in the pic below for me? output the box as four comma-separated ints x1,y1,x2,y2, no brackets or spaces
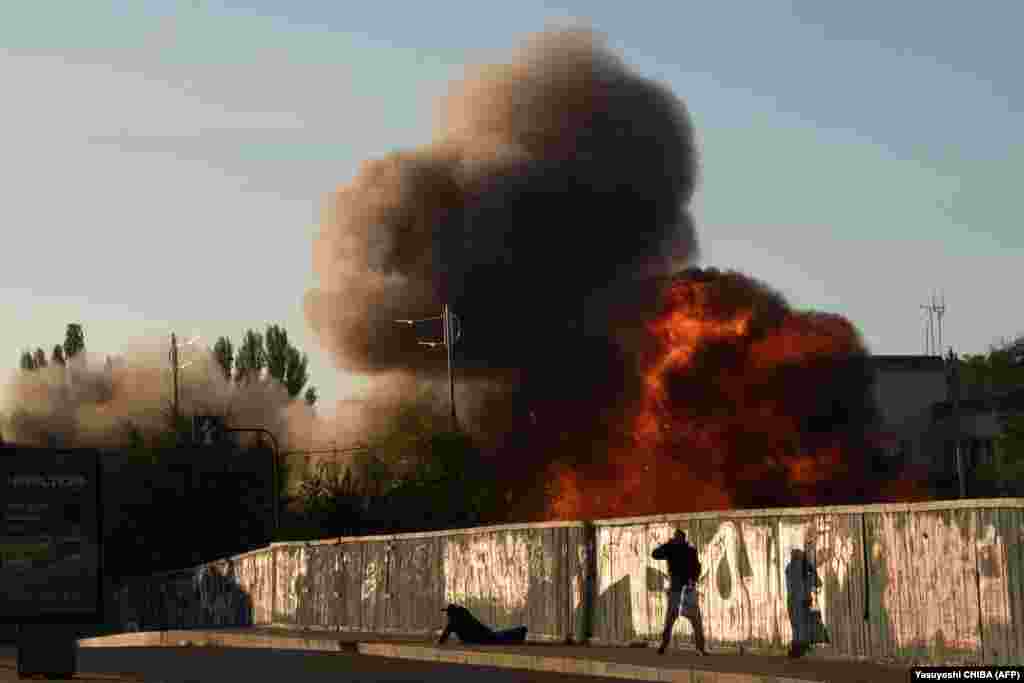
304,27,924,522
4,28,922,519
544,268,910,521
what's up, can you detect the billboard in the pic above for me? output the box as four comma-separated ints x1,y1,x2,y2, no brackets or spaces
0,448,103,623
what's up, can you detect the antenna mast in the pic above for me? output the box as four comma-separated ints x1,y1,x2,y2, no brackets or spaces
934,292,946,355
921,292,947,356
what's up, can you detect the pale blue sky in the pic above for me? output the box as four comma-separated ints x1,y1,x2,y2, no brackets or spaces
2,1,1021,418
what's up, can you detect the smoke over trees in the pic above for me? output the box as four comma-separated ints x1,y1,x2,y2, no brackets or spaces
2,323,319,450
18,325,80,372
214,326,314,403
300,27,921,521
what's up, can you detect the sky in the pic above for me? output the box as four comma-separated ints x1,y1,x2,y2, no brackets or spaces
2,0,1021,421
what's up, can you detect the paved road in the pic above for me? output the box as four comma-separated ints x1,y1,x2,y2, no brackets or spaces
0,646,626,683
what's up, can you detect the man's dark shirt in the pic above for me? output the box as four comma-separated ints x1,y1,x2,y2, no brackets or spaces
439,605,495,644
652,540,701,592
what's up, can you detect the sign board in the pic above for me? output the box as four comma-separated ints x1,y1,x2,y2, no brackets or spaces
193,415,224,446
0,448,103,624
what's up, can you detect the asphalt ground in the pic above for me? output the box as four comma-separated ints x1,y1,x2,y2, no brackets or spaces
74,627,912,683
0,645,655,683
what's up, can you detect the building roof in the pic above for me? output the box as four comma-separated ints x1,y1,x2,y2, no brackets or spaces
870,355,946,372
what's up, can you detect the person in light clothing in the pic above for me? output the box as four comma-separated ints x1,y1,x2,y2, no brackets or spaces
652,529,707,655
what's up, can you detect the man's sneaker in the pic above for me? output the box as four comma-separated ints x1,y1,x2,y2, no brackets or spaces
657,645,666,655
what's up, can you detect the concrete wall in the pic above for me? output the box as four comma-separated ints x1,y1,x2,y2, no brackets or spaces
589,500,1023,665
111,499,1024,666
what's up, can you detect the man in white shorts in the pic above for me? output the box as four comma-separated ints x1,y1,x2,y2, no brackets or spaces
652,529,707,655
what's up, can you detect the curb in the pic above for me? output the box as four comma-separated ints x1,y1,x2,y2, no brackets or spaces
78,631,821,682
358,642,819,683
78,630,354,653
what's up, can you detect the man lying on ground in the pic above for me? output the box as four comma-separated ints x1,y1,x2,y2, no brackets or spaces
437,604,529,645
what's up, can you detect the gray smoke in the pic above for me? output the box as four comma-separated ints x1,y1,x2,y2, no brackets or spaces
303,28,700,396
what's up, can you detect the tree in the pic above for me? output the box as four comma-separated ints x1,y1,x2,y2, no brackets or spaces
284,347,309,398
33,348,47,369
234,330,265,384
304,386,318,407
63,323,85,361
51,345,66,366
212,337,234,383
265,324,309,399
265,325,290,384
961,335,1024,496
19,351,36,371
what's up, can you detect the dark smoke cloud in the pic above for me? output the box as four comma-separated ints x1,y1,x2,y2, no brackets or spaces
304,29,700,391
303,29,920,520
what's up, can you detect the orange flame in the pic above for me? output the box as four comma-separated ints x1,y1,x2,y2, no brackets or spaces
542,270,925,521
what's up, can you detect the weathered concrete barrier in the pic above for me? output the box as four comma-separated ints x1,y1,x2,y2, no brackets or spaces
589,499,1024,665
112,498,1024,666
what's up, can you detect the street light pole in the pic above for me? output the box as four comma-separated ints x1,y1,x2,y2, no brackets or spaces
168,333,202,437
170,333,179,426
225,427,281,540
395,305,460,432
444,304,457,432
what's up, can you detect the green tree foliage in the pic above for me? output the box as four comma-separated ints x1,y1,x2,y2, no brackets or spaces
214,326,312,399
33,348,47,369
51,344,65,366
63,323,85,360
212,336,234,383
19,350,36,371
961,336,1024,495
264,325,290,384
284,346,309,398
265,324,309,398
234,329,265,384
960,336,1024,398
304,385,318,407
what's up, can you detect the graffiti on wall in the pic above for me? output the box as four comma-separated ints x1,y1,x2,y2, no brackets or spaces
873,512,1009,653
112,502,1023,665
443,532,530,609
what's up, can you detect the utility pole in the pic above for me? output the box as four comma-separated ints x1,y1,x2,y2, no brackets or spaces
934,293,946,356
921,302,934,356
170,333,180,427
395,305,461,432
443,304,457,432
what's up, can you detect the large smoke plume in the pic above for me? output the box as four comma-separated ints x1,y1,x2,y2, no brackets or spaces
304,28,697,380
3,29,921,520
305,28,922,520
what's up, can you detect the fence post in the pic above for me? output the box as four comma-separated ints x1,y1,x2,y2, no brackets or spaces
583,520,596,644
270,543,277,627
